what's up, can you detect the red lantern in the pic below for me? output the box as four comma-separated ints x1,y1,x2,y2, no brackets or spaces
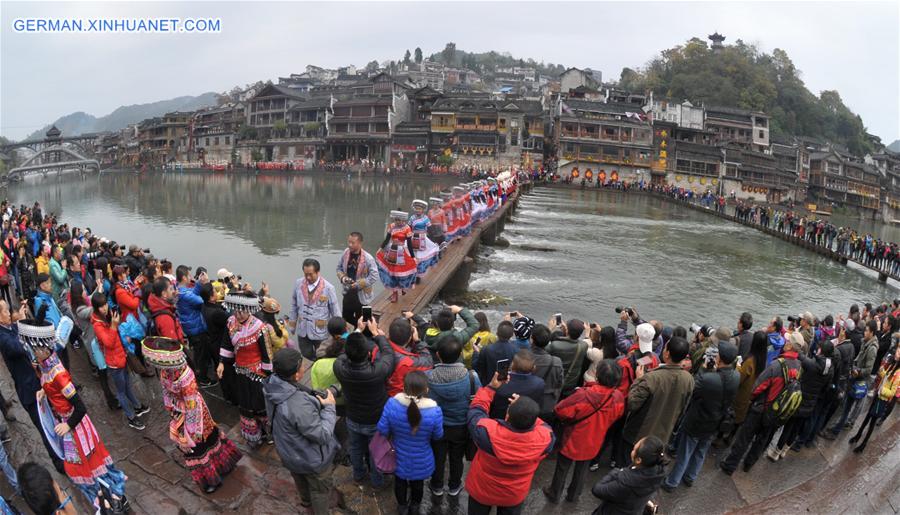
611,171,619,182
585,169,594,179
598,171,606,183
571,168,580,179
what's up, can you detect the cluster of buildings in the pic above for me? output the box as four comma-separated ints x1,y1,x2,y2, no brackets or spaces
40,35,900,218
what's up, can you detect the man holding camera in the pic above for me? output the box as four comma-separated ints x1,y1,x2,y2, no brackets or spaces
264,348,349,514
663,342,740,492
336,232,379,326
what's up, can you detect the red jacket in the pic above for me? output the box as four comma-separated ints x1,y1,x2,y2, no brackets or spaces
91,312,126,369
555,383,625,461
465,386,554,507
385,340,433,396
148,294,185,343
752,351,801,408
616,346,660,398
114,282,141,323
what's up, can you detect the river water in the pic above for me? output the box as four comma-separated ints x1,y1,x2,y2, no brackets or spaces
8,174,899,331
6,172,458,305
470,187,900,330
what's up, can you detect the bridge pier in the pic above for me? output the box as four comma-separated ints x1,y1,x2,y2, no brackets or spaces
879,272,889,283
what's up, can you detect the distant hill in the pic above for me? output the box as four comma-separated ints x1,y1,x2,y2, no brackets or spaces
26,93,220,141
616,38,879,155
889,139,900,152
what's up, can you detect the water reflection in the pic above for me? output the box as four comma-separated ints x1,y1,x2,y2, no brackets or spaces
6,173,460,304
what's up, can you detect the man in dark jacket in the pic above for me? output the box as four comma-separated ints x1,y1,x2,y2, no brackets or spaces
0,301,65,473
734,312,754,359
663,342,740,491
818,322,855,440
530,324,563,421
264,348,346,514
720,336,802,474
473,321,517,385
333,319,395,488
547,318,589,397
489,350,545,419
124,245,147,280
426,337,480,497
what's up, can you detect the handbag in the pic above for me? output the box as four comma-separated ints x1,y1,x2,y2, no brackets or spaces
368,432,396,474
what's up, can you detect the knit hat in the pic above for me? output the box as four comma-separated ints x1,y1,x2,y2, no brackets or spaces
635,323,655,354
224,292,260,314
273,348,304,379
141,337,187,369
513,316,536,340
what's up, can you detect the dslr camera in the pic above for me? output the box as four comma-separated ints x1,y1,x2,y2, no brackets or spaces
615,306,634,317
314,384,341,400
787,314,801,325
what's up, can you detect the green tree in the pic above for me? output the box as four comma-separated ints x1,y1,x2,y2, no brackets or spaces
404,49,411,64
414,47,423,64
441,42,457,65
619,38,876,155
365,60,379,73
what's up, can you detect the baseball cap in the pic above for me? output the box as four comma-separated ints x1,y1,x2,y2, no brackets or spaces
217,268,233,280
717,341,739,365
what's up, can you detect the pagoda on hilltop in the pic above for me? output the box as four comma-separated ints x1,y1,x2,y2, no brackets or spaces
709,32,726,49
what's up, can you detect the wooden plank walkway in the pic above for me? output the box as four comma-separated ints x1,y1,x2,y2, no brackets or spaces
372,189,522,328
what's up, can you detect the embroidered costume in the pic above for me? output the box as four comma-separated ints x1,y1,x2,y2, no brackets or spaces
442,192,458,243
426,197,447,248
20,319,129,510
376,211,418,301
452,186,471,238
143,337,242,493
220,294,271,447
409,199,439,277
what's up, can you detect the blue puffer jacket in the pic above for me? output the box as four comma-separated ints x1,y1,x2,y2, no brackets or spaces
176,283,207,337
427,364,480,426
377,393,444,480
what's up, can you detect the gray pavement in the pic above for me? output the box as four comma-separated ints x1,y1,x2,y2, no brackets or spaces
1,342,897,514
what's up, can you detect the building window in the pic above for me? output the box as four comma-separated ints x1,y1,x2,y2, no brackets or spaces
205,137,210,146
758,130,765,139
225,136,230,145
214,137,220,146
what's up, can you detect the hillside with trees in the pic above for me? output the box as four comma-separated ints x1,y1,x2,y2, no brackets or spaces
617,37,881,155
428,42,566,78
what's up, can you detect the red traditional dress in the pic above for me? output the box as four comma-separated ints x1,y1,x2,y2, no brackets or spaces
443,196,459,242
427,199,447,246
36,352,128,503
221,314,271,446
376,223,418,290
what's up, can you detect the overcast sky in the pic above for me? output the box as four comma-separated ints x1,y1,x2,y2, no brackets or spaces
1,1,898,144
